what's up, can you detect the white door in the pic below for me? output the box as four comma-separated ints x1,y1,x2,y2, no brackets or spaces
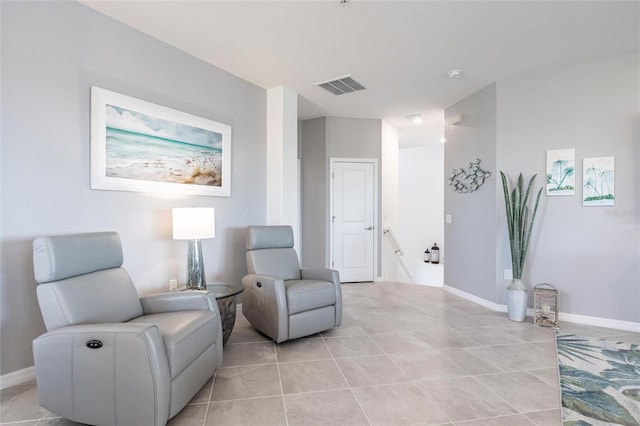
331,160,376,282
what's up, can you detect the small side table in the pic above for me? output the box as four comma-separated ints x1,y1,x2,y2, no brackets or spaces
206,282,244,345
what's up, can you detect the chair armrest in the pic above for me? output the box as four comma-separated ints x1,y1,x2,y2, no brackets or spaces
241,274,288,342
140,290,218,314
301,268,340,285
33,323,170,426
300,268,342,328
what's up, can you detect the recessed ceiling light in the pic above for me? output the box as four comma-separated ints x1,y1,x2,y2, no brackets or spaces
407,113,422,124
440,138,446,143
448,69,463,79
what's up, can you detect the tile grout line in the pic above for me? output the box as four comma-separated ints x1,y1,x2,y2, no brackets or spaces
200,369,217,426
320,334,373,426
273,342,290,426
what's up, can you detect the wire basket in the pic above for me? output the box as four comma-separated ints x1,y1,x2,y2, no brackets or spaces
533,283,558,327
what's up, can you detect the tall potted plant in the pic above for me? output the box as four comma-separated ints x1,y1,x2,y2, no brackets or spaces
500,172,543,321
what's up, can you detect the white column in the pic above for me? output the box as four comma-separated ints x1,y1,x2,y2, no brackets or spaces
266,87,300,250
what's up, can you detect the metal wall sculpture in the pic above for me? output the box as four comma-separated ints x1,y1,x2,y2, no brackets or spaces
448,158,491,193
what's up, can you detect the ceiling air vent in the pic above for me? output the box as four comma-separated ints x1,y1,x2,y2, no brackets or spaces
315,75,366,96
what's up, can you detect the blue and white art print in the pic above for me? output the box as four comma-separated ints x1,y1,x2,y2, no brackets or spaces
583,157,615,206
91,87,231,197
546,148,575,196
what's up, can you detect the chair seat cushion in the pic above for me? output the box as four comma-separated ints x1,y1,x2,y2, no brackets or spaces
129,310,219,379
285,279,336,315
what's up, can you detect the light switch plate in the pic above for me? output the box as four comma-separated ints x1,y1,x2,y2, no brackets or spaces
503,269,513,280
445,214,452,224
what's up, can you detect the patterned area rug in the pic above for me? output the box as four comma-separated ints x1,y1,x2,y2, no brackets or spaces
557,334,640,425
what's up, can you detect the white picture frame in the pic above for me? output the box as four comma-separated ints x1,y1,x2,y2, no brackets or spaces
546,148,575,196
583,157,615,206
91,86,231,197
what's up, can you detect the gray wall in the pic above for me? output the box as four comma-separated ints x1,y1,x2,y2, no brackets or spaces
444,84,498,302
300,117,383,275
1,1,267,375
496,52,639,323
300,118,327,267
445,53,639,324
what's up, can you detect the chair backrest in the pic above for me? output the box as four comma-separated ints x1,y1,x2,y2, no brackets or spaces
245,226,301,280
33,232,143,331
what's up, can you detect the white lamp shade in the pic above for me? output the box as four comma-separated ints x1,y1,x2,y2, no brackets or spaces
172,207,215,240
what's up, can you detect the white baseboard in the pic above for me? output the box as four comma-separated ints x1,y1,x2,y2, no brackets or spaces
558,311,640,333
443,285,639,332
0,366,35,390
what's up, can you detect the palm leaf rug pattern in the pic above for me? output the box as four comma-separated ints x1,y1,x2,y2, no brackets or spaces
557,334,640,425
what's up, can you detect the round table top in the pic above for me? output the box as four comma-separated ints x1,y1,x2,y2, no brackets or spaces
206,282,244,299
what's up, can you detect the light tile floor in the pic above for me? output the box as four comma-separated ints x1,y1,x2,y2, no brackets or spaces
2,282,639,425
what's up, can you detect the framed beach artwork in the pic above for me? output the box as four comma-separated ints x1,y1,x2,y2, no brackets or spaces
583,157,615,206
546,148,575,196
91,87,231,197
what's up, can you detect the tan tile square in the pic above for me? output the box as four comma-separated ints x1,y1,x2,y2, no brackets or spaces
167,403,207,426
211,364,281,401
324,335,383,358
0,381,48,423
458,327,525,345
454,414,537,425
475,372,561,412
390,351,468,381
336,355,409,387
527,368,559,390
279,360,348,394
441,347,511,375
205,396,286,426
30,419,79,425
227,325,272,344
415,376,517,422
222,342,276,367
353,383,449,425
276,338,331,363
414,329,479,349
320,326,368,338
500,324,557,342
284,389,368,426
369,332,433,354
523,409,561,425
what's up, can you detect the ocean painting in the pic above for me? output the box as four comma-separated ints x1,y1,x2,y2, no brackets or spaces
105,105,223,186
91,87,231,197
583,157,614,206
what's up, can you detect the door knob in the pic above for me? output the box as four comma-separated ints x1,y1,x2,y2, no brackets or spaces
364,226,374,230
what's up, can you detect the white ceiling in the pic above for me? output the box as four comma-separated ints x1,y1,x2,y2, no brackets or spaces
81,0,639,145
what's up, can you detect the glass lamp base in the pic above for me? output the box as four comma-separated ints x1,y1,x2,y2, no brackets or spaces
186,239,206,290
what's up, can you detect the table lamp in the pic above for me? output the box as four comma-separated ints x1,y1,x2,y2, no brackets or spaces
172,207,215,290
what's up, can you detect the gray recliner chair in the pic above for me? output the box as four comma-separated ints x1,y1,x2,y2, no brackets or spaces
31,232,223,426
241,225,342,343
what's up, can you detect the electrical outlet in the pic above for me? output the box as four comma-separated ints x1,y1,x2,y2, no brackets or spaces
169,279,178,291
503,269,513,280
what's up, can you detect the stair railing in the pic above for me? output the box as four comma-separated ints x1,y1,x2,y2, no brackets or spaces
383,228,412,280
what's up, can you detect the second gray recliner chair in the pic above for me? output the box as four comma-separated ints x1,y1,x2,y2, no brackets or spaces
241,225,342,343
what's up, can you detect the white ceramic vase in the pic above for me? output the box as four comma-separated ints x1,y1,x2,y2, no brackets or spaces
506,279,528,322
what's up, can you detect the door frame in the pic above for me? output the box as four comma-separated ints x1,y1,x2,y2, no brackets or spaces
329,157,379,282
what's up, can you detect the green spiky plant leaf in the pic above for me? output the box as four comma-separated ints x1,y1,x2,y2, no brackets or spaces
500,172,543,279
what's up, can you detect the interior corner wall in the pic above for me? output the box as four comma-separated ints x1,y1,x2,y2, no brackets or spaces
300,118,327,268
326,117,383,277
0,1,267,375
299,117,383,275
444,84,498,301
497,52,640,323
398,143,445,277
381,121,400,281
